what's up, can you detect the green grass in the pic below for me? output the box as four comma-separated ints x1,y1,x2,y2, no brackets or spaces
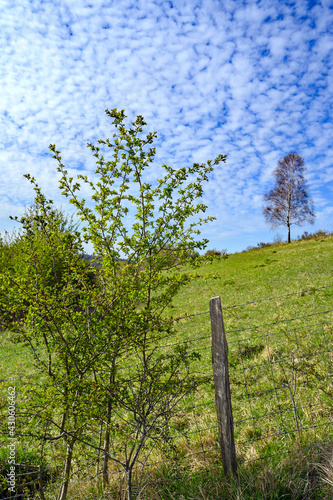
156,235,333,487
167,234,333,319
1,234,333,499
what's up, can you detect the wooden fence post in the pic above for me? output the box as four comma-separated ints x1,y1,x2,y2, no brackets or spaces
209,296,237,476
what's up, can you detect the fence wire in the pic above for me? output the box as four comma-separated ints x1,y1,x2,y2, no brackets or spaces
0,285,332,499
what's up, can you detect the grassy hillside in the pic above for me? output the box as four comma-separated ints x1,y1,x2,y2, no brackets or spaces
168,233,333,321
154,234,333,498
1,234,333,499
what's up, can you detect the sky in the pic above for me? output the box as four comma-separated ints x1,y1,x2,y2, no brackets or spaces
1,0,333,254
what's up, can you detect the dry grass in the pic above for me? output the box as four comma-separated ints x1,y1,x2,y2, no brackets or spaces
317,445,333,489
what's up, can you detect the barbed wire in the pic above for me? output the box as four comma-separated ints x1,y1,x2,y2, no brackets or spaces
0,315,331,382
239,419,333,456
223,283,333,310
3,442,329,500
1,283,332,364
229,345,333,377
233,399,332,430
237,439,333,470
0,283,332,499
175,283,333,320
230,374,333,404
227,309,333,336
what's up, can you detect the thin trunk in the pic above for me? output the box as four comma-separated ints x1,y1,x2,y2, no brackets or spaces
60,409,67,432
57,436,76,500
102,399,112,488
126,467,133,500
95,422,103,479
287,197,291,243
38,465,46,500
103,359,115,488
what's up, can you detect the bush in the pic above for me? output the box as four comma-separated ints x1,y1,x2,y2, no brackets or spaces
205,249,228,258
0,206,95,330
256,241,272,249
299,229,332,240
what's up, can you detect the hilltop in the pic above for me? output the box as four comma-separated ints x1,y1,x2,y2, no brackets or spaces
168,232,333,325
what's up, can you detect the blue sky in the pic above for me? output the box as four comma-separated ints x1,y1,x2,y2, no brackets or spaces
1,0,333,254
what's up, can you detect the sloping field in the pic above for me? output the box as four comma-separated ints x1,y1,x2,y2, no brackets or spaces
1,234,333,499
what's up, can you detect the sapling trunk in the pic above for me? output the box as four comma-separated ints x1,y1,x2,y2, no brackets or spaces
96,421,103,480
126,467,133,500
103,360,115,488
102,400,112,488
57,436,76,500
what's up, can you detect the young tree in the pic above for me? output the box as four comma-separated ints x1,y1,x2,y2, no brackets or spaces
262,153,315,243
1,109,226,499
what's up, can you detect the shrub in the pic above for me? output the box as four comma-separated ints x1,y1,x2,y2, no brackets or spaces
205,249,228,258
256,241,272,249
299,229,332,240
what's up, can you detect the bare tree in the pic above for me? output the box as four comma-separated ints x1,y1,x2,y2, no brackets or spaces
262,153,315,243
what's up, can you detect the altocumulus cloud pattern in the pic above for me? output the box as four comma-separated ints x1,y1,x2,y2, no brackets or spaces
1,0,332,252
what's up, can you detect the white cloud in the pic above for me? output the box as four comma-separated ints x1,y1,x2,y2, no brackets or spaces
0,0,332,252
